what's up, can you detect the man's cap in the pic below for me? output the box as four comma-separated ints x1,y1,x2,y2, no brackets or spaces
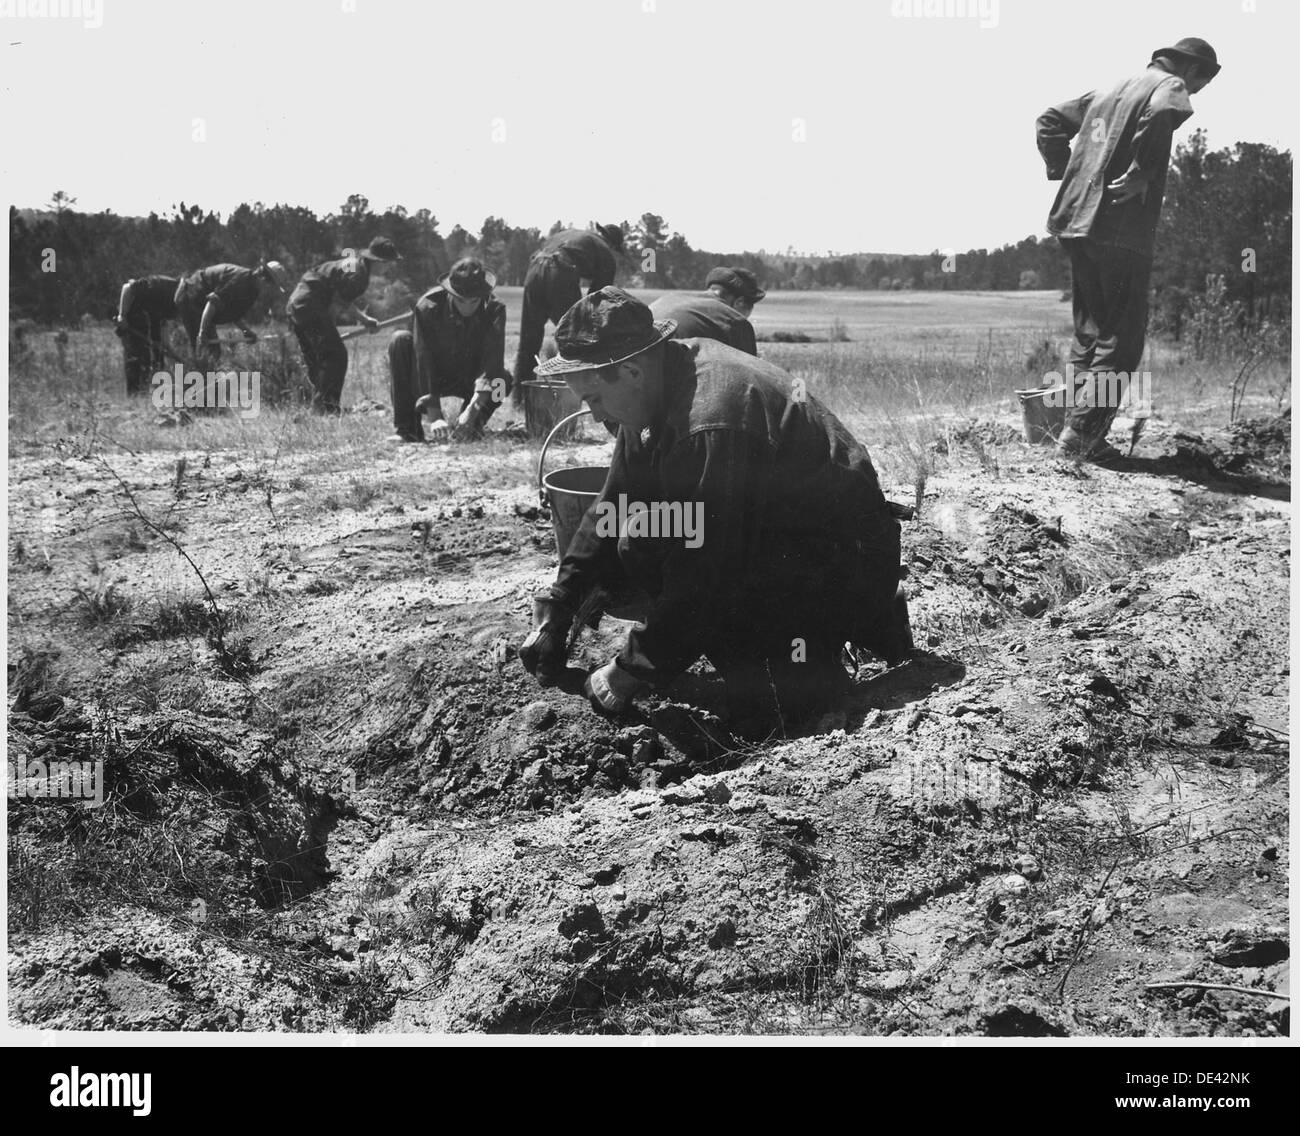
706,266,766,303
358,236,402,261
1152,37,1220,78
262,261,290,291
534,287,675,377
439,257,496,299
595,223,625,252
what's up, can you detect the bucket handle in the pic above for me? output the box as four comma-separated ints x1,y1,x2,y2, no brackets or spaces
537,409,593,505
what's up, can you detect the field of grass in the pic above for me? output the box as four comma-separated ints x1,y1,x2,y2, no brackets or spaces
9,289,1288,495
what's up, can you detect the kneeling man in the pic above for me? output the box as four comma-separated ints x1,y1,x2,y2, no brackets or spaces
387,257,511,442
518,288,912,728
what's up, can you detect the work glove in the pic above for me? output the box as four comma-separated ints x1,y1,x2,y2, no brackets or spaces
241,328,259,344
363,314,379,333
584,658,647,715
518,596,573,686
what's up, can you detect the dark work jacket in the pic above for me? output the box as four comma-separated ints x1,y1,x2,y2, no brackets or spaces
411,287,508,399
537,229,617,286
287,255,372,318
126,275,179,321
177,264,261,321
1037,63,1194,257
549,339,893,684
650,292,758,355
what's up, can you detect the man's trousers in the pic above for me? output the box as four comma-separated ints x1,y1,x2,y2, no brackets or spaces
289,309,348,414
1061,237,1153,439
512,253,583,393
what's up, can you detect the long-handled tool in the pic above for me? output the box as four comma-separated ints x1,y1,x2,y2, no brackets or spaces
339,313,412,341
1128,414,1149,457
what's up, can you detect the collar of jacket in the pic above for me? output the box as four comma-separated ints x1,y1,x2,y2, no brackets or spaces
641,340,698,456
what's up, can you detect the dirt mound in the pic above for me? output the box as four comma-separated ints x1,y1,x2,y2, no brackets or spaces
930,418,1024,455
6,414,1289,1035
8,679,337,922
1229,410,1291,474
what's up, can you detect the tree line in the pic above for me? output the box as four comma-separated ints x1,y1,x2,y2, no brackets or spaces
9,132,1289,341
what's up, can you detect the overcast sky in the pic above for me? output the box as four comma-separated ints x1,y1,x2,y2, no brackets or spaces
1,0,1291,255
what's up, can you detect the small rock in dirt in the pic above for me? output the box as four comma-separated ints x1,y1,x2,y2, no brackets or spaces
660,781,706,806
708,919,739,950
998,874,1031,896
630,739,658,765
703,779,732,805
558,902,605,939
615,725,658,756
893,708,923,735
522,759,551,786
1012,854,1042,881
587,862,621,885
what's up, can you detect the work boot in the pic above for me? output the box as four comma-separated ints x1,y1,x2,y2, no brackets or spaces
1085,441,1126,467
1056,426,1092,457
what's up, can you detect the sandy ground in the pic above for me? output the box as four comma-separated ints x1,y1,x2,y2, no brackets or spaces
5,405,1290,1035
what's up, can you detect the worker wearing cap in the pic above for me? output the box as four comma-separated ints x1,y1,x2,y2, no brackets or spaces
287,236,401,415
513,223,624,393
386,257,511,444
518,287,913,730
113,274,178,394
1038,36,1220,462
174,261,290,364
649,267,765,356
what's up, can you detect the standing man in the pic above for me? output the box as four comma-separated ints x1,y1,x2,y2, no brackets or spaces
650,266,766,355
113,273,178,395
513,223,623,393
1037,37,1220,461
173,261,290,364
517,288,912,732
286,236,401,415
386,257,512,443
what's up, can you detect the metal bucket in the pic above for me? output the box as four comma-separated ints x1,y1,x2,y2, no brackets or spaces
522,378,583,441
538,410,607,559
1016,385,1069,445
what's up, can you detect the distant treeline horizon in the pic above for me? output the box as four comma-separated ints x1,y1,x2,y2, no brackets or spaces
9,132,1289,342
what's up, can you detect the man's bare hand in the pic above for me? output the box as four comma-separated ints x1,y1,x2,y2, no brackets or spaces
427,418,451,443
452,404,484,442
1106,171,1149,204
